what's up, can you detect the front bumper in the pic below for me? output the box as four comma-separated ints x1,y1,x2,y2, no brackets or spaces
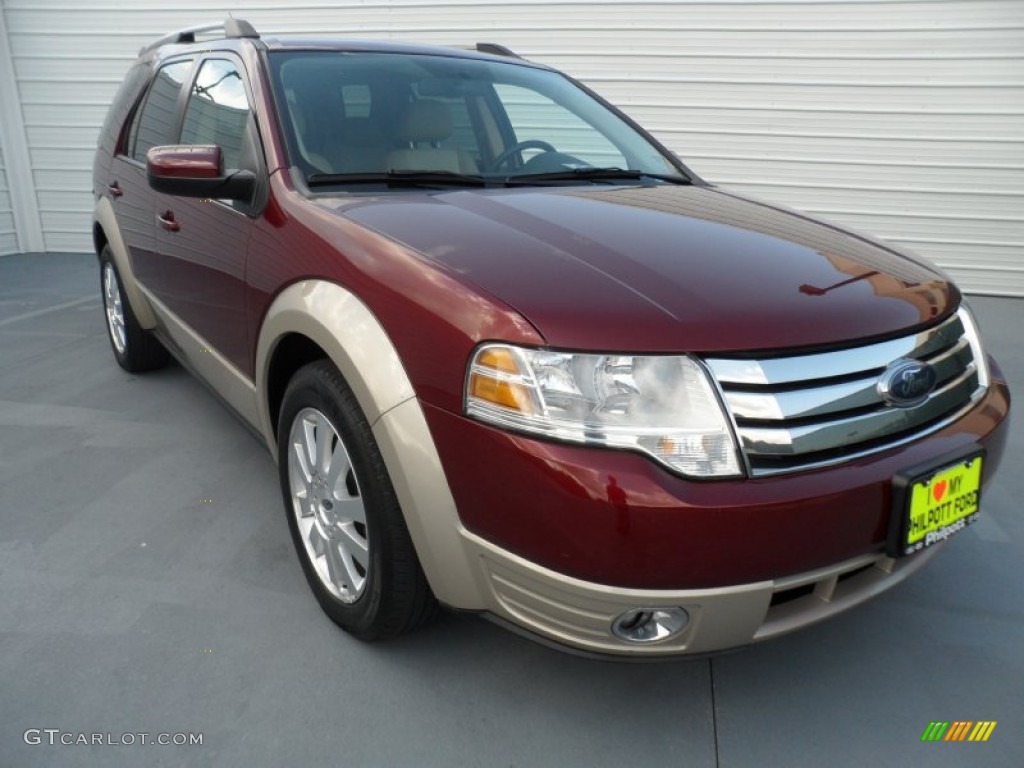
460,527,942,657
403,374,1009,656
422,378,1009,591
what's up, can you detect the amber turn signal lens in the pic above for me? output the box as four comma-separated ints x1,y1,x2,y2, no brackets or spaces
468,372,530,411
476,346,521,374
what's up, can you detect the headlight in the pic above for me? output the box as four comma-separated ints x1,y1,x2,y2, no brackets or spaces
464,344,743,478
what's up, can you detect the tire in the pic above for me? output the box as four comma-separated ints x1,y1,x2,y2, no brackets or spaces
278,360,435,640
99,246,168,372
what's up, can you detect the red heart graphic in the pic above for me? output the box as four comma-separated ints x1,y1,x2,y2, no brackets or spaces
933,480,948,503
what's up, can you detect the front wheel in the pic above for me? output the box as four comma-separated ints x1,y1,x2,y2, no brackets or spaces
277,360,435,639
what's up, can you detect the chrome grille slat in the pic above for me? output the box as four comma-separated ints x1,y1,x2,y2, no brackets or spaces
724,341,974,423
707,313,965,386
724,374,881,421
924,338,972,378
705,309,984,476
738,369,978,457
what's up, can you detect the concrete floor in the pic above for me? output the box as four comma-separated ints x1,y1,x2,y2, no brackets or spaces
0,251,1020,768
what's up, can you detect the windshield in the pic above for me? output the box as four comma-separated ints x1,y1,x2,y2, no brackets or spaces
267,50,686,187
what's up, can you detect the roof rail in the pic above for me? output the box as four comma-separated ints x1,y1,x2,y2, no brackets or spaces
476,42,521,59
225,18,260,40
139,18,260,56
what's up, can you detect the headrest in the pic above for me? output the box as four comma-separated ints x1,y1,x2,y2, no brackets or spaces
393,100,454,143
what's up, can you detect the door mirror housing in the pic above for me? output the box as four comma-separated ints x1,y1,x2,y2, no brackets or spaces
146,145,256,200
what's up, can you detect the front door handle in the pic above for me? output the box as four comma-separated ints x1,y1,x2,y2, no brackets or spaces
107,181,123,198
157,210,180,233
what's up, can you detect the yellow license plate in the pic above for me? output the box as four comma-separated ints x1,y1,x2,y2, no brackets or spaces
901,455,983,556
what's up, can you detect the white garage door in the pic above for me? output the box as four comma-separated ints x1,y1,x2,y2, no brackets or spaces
1,0,1022,295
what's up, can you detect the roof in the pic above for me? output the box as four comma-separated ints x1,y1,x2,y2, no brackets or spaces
140,18,541,69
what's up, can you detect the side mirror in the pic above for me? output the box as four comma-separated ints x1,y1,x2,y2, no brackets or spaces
146,145,256,200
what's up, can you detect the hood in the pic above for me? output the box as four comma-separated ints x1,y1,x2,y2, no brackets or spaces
332,184,957,353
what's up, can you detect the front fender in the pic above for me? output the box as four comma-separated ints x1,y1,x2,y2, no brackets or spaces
255,280,485,609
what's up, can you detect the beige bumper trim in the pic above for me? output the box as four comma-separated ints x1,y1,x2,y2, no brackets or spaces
459,531,942,657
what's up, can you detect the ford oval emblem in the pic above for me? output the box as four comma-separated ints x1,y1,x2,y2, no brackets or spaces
878,358,937,408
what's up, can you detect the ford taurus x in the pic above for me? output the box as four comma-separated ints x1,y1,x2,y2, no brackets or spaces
91,19,1010,657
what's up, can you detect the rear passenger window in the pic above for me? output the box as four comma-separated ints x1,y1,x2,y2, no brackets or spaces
180,59,251,171
129,60,193,162
101,62,149,154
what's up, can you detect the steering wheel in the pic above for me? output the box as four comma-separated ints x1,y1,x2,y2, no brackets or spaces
492,140,558,171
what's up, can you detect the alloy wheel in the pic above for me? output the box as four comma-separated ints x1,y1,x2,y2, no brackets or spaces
286,407,370,602
102,261,127,354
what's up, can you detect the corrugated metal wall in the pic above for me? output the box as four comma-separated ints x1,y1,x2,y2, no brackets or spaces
0,145,15,256
2,0,1022,294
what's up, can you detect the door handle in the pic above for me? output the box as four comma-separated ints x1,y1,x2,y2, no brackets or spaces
157,210,180,232
107,181,123,198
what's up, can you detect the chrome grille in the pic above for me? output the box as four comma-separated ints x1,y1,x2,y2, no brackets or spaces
705,308,987,477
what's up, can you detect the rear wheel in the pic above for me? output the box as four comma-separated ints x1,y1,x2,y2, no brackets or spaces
99,246,168,372
278,360,435,639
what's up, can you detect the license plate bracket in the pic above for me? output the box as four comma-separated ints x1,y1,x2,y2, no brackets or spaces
887,446,985,558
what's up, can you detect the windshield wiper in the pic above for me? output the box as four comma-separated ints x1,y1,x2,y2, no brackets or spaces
507,167,690,185
307,169,488,188
306,167,690,189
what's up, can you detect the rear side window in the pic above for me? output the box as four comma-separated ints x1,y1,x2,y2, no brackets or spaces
180,59,251,170
99,62,149,153
129,60,193,162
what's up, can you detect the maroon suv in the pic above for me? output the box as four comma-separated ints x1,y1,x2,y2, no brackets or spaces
92,19,1010,656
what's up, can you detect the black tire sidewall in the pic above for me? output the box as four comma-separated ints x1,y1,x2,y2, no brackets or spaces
277,362,393,637
99,246,167,372
99,248,133,369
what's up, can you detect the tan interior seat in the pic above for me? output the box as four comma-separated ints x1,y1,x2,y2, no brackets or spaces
386,100,478,174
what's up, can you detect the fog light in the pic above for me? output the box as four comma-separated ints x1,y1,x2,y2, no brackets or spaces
611,607,689,643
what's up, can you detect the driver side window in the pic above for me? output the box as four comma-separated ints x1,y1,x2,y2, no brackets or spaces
493,84,626,168
180,58,253,172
